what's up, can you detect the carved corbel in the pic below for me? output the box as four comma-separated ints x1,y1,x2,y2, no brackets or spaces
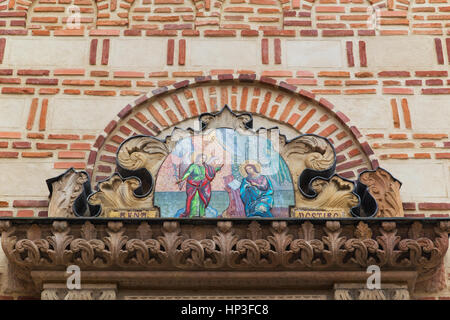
41,284,117,300
414,221,450,292
334,283,410,300
0,221,37,295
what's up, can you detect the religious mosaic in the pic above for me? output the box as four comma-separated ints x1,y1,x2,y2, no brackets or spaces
154,128,294,218
46,106,404,219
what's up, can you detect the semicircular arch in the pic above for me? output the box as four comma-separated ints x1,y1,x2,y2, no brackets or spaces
86,76,378,186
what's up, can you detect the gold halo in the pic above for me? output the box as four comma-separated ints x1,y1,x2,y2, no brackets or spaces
239,160,262,178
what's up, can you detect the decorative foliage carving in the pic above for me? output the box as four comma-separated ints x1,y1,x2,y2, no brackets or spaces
117,136,170,178
88,174,153,215
1,261,37,295
354,221,372,240
334,284,410,300
414,221,450,292
41,285,117,300
359,168,404,217
1,219,447,294
301,176,359,215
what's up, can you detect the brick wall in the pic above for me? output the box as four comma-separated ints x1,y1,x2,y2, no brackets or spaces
0,0,449,297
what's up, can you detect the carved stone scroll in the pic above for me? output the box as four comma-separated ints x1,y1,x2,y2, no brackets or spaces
88,174,156,216
46,168,89,217
300,176,359,215
279,135,359,215
117,135,170,179
359,168,404,217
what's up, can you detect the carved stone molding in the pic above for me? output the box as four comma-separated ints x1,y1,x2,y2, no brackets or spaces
0,218,448,297
334,283,410,300
41,284,117,300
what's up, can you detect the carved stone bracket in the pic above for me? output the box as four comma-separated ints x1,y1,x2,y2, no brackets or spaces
334,283,410,300
0,218,448,298
41,284,117,300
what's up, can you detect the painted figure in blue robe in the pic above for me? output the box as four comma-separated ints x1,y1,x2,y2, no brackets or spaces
239,161,274,217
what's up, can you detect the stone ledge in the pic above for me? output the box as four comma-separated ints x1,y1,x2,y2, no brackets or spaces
0,218,448,297
31,270,418,292
334,283,410,300
41,283,117,300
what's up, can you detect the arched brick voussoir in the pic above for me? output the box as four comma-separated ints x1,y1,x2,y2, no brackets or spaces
5,0,98,30
87,74,379,186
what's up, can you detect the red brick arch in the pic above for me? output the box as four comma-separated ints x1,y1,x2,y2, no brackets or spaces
87,75,379,185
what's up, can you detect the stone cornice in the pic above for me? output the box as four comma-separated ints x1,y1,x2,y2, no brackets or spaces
0,218,448,294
